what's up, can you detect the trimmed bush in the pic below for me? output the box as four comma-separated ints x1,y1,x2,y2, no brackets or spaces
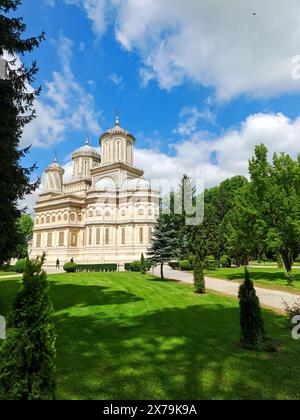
169,261,180,270
0,264,16,272
179,260,193,271
125,260,151,272
204,256,217,271
239,268,265,348
15,259,27,273
75,264,117,272
193,255,205,294
140,254,146,275
0,254,56,400
63,262,77,273
220,255,231,268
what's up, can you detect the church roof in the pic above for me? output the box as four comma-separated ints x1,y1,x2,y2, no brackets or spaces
45,158,64,173
72,136,101,159
100,114,136,142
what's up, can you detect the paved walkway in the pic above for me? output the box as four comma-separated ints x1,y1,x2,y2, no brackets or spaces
153,266,300,312
0,274,22,279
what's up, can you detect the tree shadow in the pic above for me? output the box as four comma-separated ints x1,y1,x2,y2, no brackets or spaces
53,301,298,400
219,270,300,284
50,282,144,312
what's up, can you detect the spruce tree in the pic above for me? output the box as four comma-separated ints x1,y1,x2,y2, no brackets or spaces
0,0,44,264
193,254,205,294
238,268,265,348
0,255,56,400
147,214,179,279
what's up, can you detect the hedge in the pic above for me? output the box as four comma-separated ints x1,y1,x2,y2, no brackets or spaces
15,259,27,273
179,260,193,271
63,262,77,273
220,255,231,268
125,261,151,272
75,264,118,272
204,256,217,271
169,261,180,270
0,264,16,272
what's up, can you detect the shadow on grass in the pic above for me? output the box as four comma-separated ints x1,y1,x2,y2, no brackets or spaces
50,282,144,312
53,297,297,400
216,271,300,284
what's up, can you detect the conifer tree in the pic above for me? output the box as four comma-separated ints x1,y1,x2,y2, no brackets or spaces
147,214,179,279
0,255,56,400
140,253,146,275
0,0,44,264
193,254,205,294
238,268,265,348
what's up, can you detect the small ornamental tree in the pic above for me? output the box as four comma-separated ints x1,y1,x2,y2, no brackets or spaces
193,254,205,294
0,254,56,400
140,253,146,275
238,268,265,348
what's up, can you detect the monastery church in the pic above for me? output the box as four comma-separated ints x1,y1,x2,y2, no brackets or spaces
29,116,159,267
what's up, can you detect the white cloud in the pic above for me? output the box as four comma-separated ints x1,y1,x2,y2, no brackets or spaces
21,33,101,149
60,0,300,100
23,110,300,212
108,72,123,88
136,112,300,188
174,106,216,136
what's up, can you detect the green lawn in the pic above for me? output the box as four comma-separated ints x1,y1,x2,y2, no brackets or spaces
1,272,300,400
0,272,17,277
206,267,300,294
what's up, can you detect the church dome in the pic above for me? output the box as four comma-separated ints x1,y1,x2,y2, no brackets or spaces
72,136,101,159
45,159,64,173
100,114,135,143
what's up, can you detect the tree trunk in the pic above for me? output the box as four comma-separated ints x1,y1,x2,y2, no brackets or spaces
281,249,293,274
160,262,164,279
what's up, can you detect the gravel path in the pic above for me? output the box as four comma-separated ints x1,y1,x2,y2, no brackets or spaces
153,266,300,312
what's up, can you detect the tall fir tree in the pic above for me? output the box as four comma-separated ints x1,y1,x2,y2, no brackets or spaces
147,213,179,279
193,253,205,294
140,253,146,275
0,0,44,264
0,254,56,400
238,268,265,348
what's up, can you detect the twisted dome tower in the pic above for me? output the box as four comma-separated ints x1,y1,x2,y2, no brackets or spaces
45,158,65,192
100,114,135,165
72,134,101,178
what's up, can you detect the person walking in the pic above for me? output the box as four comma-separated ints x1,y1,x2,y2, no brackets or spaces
56,258,60,269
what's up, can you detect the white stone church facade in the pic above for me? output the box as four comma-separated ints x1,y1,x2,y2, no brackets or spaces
30,117,159,267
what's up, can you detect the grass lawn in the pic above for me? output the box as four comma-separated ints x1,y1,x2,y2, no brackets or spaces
206,267,300,294
1,272,300,400
0,272,17,277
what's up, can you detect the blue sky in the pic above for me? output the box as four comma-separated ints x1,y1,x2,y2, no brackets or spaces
13,0,300,209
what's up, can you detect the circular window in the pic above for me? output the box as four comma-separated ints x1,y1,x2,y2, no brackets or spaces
78,214,83,222
64,214,68,222
51,215,56,223
70,214,76,222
